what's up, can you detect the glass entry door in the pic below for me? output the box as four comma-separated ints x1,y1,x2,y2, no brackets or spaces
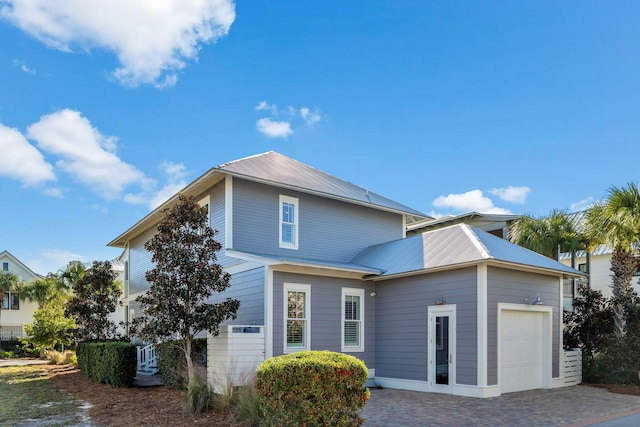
428,306,456,393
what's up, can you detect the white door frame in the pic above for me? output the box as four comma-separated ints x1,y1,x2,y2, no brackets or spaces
428,304,456,394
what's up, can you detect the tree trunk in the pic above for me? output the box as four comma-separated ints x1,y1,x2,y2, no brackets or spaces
184,337,195,391
610,245,636,338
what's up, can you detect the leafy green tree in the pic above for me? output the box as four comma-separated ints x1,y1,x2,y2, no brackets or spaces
509,209,585,260
564,284,614,368
132,194,239,402
586,183,640,338
24,297,76,355
0,271,23,327
66,260,121,342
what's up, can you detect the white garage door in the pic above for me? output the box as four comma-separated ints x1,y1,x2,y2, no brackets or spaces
500,310,544,393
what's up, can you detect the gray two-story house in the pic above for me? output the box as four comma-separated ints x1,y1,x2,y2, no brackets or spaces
109,151,581,398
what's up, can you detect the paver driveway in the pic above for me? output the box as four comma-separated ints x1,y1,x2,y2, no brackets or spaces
362,386,640,426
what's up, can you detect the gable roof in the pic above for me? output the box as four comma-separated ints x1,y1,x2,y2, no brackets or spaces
0,250,42,279
351,224,582,280
109,151,428,247
407,212,520,235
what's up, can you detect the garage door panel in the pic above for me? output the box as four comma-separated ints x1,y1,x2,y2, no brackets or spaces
500,310,545,394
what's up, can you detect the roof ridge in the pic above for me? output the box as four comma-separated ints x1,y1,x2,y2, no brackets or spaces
215,151,275,169
459,224,491,259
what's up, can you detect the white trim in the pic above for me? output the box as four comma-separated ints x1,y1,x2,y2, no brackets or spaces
341,288,365,352
265,266,274,359
402,215,407,238
225,175,233,249
428,304,456,394
558,274,564,376
279,195,299,250
374,377,431,392
477,263,488,388
283,282,310,353
452,384,501,398
497,303,553,394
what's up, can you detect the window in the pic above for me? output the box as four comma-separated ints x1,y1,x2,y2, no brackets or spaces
2,292,19,310
198,196,211,226
2,262,8,271
578,263,588,273
284,283,310,352
279,195,298,249
342,288,364,352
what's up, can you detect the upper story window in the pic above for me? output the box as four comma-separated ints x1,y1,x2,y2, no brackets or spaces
2,292,19,310
279,195,299,249
198,196,211,226
2,262,8,271
342,288,364,352
578,263,588,273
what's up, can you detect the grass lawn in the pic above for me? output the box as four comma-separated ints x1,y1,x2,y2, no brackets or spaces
0,365,85,426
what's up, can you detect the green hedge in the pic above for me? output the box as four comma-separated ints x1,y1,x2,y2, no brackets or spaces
77,341,137,387
156,338,207,389
256,350,370,427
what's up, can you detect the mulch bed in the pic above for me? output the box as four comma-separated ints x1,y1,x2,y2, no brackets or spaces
581,382,640,396
45,365,237,426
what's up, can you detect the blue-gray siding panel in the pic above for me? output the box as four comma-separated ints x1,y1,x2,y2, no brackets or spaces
128,226,157,295
375,267,477,385
232,179,403,262
272,272,375,369
486,266,561,385
209,266,265,326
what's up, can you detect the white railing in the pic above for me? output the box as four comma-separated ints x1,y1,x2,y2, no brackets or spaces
563,348,582,386
0,324,25,341
136,344,158,376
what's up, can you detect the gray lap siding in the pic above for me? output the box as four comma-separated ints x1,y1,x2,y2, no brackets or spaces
232,178,403,262
208,267,265,326
374,267,477,385
486,266,560,385
272,272,375,369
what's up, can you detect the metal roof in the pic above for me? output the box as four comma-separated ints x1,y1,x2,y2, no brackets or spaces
352,224,582,279
407,212,521,233
109,151,428,247
226,249,383,275
218,151,427,218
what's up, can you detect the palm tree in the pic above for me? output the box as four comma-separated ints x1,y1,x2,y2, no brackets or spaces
0,271,22,327
586,183,640,338
509,209,585,261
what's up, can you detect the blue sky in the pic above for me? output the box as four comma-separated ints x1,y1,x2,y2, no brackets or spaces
1,1,639,275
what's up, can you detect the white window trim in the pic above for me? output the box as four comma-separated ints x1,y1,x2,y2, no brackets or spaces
284,283,310,353
341,288,365,352
279,195,299,250
198,195,211,226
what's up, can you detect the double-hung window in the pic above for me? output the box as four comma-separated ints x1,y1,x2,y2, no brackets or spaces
342,288,364,352
279,195,298,249
2,292,19,310
284,283,310,352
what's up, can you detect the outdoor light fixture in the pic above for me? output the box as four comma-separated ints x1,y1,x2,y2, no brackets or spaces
532,295,544,305
435,296,445,305
370,292,377,297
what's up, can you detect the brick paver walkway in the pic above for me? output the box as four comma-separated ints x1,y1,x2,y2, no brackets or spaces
362,386,640,426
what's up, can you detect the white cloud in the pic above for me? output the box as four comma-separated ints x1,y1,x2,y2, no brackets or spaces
569,197,595,212
256,117,293,138
26,109,152,199
43,187,64,198
0,0,236,87
12,58,36,74
124,161,189,209
300,107,321,125
433,189,512,215
255,100,277,115
28,249,86,275
0,122,55,186
489,186,530,204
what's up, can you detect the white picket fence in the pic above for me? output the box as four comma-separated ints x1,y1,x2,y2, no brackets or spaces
563,348,582,386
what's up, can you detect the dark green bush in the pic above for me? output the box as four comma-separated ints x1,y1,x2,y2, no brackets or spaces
77,341,137,387
156,338,207,389
256,350,370,427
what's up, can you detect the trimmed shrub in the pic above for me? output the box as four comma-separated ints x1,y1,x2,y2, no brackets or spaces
156,338,207,389
77,341,137,387
256,350,370,427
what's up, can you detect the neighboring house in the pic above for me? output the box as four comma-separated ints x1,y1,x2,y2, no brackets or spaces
0,250,41,340
559,211,640,307
407,212,520,239
109,151,581,397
